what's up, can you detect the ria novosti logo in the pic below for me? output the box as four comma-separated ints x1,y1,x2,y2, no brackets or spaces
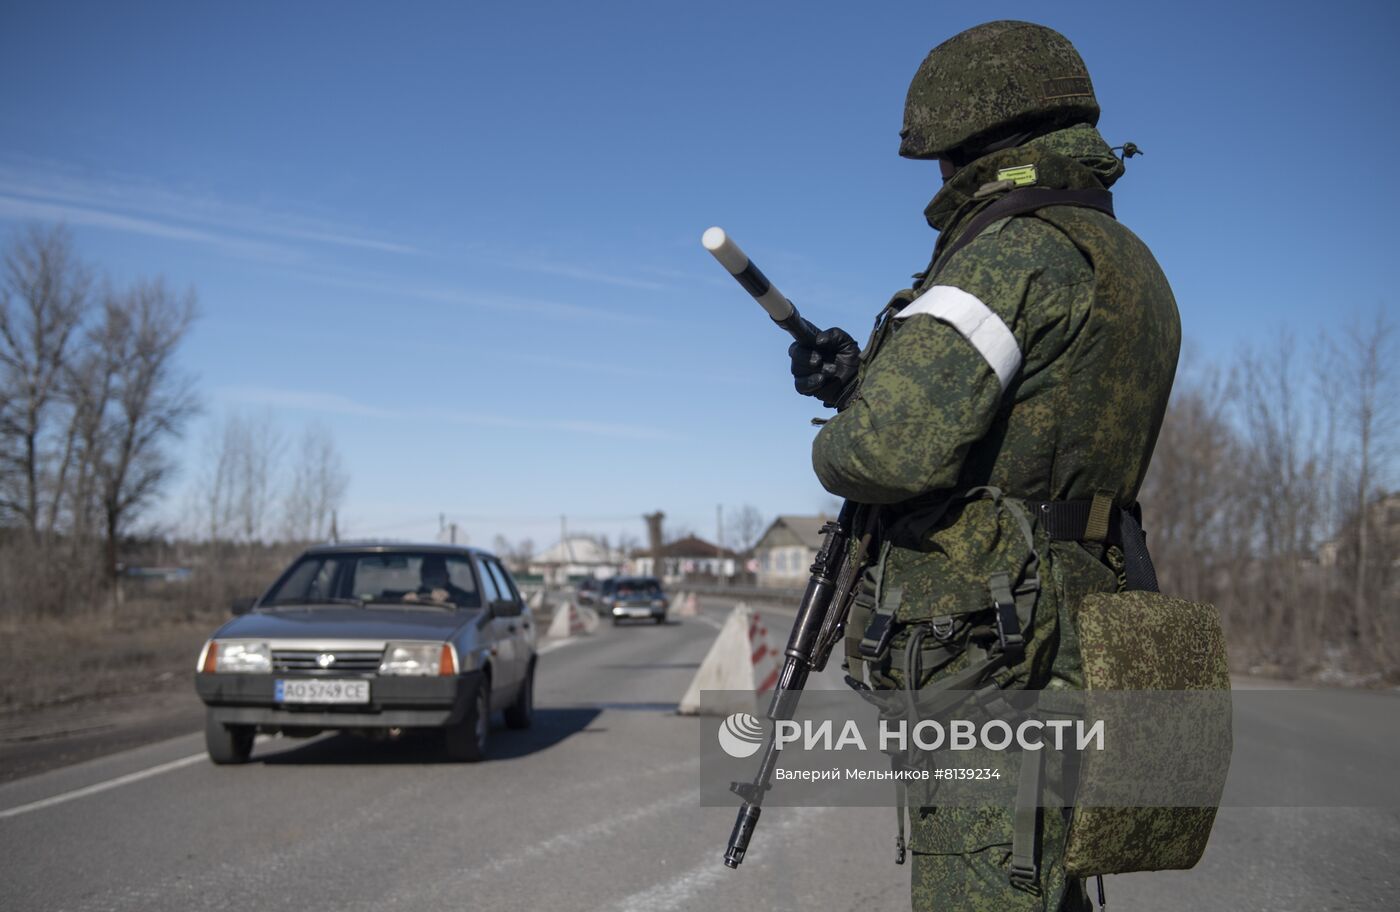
717,713,768,758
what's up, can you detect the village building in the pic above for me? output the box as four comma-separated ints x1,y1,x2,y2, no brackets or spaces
752,514,829,588
628,535,739,584
528,535,624,586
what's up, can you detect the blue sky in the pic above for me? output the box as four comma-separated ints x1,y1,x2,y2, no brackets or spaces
2,1,1397,549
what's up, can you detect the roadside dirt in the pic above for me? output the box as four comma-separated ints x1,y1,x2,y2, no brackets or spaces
0,688,205,782
0,613,221,782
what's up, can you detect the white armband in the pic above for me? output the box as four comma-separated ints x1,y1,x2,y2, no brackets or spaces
894,285,1022,391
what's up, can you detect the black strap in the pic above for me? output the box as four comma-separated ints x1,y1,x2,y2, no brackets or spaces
1010,748,1044,890
1027,499,1160,593
935,187,1115,272
1027,499,1132,548
1118,510,1160,593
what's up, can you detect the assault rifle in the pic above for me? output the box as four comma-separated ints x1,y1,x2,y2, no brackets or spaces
702,227,878,869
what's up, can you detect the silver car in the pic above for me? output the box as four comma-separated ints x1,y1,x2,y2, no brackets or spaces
194,543,536,764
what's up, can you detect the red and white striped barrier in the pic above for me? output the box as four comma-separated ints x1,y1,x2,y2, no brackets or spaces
677,602,780,715
675,591,699,618
748,608,779,695
545,601,595,639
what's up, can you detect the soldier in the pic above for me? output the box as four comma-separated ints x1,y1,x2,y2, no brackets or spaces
790,21,1180,912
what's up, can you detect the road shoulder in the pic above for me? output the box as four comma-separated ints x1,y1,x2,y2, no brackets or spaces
0,687,204,784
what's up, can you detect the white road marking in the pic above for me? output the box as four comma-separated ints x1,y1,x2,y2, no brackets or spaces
537,636,586,655
607,805,827,912
0,752,206,820
416,758,703,904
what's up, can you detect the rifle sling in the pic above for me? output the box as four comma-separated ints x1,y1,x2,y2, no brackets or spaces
934,187,1115,273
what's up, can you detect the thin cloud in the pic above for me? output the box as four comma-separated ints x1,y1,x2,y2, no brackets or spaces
512,353,666,379
0,195,301,264
634,263,731,289
278,265,656,325
217,384,681,442
447,238,677,293
0,158,420,258
216,387,402,419
516,261,668,292
510,352,758,388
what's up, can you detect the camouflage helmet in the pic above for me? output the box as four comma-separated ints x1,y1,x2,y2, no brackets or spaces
899,20,1100,162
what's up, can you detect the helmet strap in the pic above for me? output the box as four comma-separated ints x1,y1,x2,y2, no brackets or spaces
947,117,1070,169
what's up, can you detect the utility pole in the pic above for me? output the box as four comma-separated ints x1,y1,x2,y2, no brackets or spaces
450,522,458,545
644,511,665,583
560,514,569,587
716,503,725,587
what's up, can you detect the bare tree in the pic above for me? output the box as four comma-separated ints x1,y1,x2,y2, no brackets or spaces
490,534,536,570
0,225,92,537
663,525,695,544
197,412,241,543
725,504,767,555
47,335,116,544
1140,360,1239,605
1337,312,1398,665
196,409,287,544
281,423,348,543
94,278,198,577
233,411,281,544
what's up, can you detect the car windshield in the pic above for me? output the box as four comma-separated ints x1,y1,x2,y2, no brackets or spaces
608,577,661,596
263,552,483,609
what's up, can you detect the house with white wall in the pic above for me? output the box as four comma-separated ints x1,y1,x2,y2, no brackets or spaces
752,515,829,588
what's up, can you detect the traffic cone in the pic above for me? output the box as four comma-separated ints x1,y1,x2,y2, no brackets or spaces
677,602,780,715
545,601,588,638
577,604,600,634
675,591,698,618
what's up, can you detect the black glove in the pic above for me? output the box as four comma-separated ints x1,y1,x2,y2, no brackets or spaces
789,327,860,408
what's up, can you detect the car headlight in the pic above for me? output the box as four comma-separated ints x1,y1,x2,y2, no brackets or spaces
213,640,271,673
652,598,667,608
379,642,456,676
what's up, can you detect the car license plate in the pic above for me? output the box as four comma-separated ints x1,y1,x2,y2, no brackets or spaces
275,679,370,704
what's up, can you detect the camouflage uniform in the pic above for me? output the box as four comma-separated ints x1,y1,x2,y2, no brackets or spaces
813,119,1180,910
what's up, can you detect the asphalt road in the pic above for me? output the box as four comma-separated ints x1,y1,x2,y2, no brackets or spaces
1,597,1397,911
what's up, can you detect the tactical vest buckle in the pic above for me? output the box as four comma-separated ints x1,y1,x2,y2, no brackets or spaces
989,570,1030,665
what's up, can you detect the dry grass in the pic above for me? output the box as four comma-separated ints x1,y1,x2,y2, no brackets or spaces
0,540,301,718
0,602,227,715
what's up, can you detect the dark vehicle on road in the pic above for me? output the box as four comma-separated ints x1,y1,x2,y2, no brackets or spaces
601,576,668,624
575,576,602,606
195,543,536,764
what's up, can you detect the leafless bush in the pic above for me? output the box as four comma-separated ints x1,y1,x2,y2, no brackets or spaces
281,422,348,543
1143,314,1398,683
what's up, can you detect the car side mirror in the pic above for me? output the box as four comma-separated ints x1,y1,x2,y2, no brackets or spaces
494,599,522,618
230,596,255,616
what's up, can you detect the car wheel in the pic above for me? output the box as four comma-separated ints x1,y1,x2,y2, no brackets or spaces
504,661,535,730
205,711,254,765
654,613,666,624
444,675,490,762
611,616,621,626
